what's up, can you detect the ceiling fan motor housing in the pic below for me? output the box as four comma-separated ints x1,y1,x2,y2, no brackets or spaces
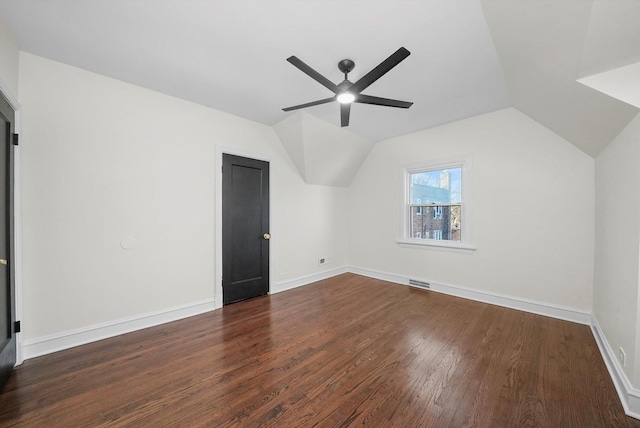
338,59,355,75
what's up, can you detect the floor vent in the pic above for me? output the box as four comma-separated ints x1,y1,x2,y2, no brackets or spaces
408,279,431,289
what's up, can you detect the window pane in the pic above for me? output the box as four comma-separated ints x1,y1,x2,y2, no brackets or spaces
410,205,461,241
410,167,461,204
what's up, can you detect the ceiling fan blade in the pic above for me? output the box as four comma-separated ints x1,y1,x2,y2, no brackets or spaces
340,103,351,127
349,47,411,94
355,94,413,109
282,96,336,112
287,56,339,93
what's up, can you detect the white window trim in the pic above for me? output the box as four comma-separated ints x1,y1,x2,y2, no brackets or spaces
398,155,475,252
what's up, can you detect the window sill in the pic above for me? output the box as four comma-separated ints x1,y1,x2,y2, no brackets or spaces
397,239,476,253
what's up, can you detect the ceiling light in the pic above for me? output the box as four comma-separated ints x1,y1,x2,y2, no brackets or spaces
337,92,355,104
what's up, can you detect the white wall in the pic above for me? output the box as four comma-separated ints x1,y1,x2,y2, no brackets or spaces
594,111,640,386
18,52,347,340
0,14,18,98
348,108,594,310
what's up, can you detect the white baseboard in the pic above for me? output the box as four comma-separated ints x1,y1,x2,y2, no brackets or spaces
17,265,640,421
32,266,575,360
21,267,349,361
23,299,216,360
349,265,640,420
272,266,348,294
591,315,640,419
348,266,592,325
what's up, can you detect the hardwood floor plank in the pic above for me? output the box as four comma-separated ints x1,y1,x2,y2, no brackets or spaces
0,273,637,427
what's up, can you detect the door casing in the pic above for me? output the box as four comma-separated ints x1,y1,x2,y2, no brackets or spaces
0,90,16,388
0,79,22,366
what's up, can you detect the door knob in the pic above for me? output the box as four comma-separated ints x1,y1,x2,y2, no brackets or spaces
263,233,271,240
0,259,6,265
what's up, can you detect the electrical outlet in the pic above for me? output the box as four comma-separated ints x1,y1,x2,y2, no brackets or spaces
318,257,328,266
619,347,626,367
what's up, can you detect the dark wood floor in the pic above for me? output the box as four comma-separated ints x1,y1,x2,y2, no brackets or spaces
0,273,637,427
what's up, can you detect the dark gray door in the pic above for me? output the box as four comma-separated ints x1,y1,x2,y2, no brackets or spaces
222,154,269,305
0,93,16,390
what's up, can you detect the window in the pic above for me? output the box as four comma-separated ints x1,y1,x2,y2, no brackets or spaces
409,167,461,241
401,156,474,250
433,206,443,219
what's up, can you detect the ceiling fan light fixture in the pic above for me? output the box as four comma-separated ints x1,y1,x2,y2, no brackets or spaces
337,92,355,104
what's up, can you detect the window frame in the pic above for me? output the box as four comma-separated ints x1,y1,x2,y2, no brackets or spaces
399,155,475,251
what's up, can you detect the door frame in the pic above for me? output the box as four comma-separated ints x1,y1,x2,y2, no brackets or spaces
0,78,22,366
215,145,273,309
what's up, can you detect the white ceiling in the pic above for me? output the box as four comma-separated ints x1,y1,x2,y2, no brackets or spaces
274,112,373,187
0,0,638,157
482,0,639,157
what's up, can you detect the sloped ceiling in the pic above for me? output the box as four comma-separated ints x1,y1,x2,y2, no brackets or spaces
481,0,639,157
578,0,640,78
576,1,640,111
578,62,640,110
274,112,373,187
0,0,639,183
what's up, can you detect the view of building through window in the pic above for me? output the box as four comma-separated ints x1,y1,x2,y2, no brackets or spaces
409,167,462,241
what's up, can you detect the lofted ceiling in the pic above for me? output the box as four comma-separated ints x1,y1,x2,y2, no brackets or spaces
0,0,639,160
482,0,640,157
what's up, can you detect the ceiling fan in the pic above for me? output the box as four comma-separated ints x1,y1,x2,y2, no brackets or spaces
282,47,413,127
